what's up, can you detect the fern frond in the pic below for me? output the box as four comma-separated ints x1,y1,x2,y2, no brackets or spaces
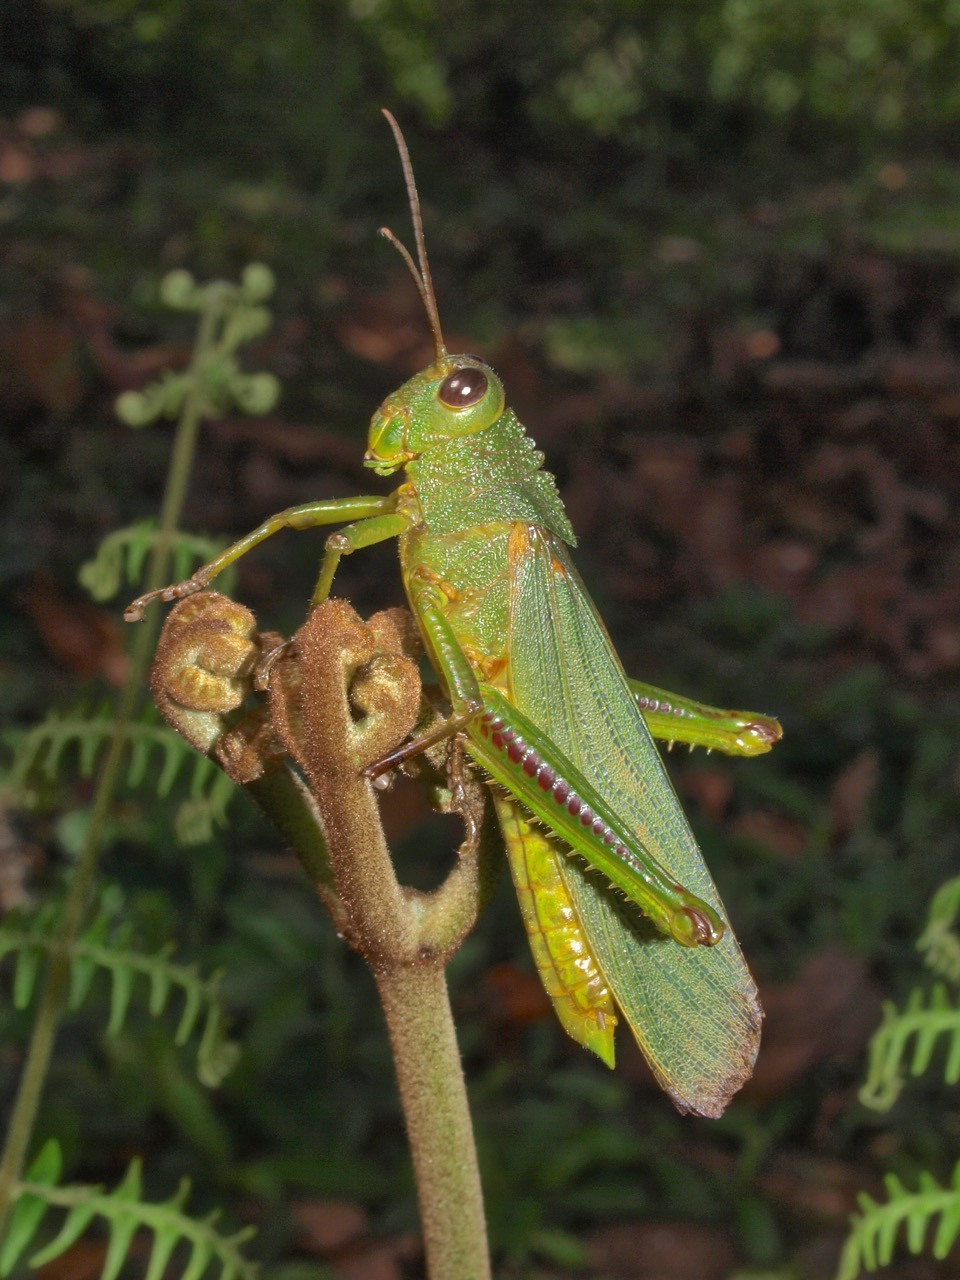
859,984,960,1111
6,704,237,844
837,1160,960,1280
0,1140,258,1280
174,765,237,845
12,702,188,789
918,875,960,983
78,522,235,602
0,891,239,1086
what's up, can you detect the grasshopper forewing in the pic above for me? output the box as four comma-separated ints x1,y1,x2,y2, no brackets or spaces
127,110,781,1116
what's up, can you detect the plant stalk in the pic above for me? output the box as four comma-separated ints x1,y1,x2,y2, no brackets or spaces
265,601,492,1279
375,962,491,1280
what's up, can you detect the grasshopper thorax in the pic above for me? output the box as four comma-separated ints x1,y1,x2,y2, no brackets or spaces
364,354,506,476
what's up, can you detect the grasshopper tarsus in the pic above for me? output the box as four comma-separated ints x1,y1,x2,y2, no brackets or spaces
124,576,205,622
362,702,481,780
745,718,783,749
681,905,724,948
253,638,296,692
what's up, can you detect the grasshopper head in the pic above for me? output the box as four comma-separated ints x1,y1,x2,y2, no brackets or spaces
364,355,505,476
365,113,506,476
366,112,512,476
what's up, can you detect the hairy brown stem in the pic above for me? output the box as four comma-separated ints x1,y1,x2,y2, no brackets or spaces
271,601,492,1279
152,596,493,1279
374,963,489,1280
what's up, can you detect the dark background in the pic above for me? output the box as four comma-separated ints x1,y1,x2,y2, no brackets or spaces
2,2,960,1277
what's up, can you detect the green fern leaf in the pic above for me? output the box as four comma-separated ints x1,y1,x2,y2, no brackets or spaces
841,877,960,1279
128,730,153,788
78,523,234,602
175,969,205,1043
181,1238,217,1280
100,1160,143,1280
181,761,238,844
5,1126,258,1277
143,1225,180,1280
148,1179,196,1276
11,1153,257,1280
838,1160,960,1279
197,1002,241,1088
0,1142,64,1276
146,945,176,1014
78,707,108,775
8,704,238,844
918,875,960,983
27,1203,98,1267
12,946,40,1010
67,948,98,1007
106,959,136,1036
860,984,960,1110
933,1165,960,1255
0,891,238,1086
0,1192,48,1278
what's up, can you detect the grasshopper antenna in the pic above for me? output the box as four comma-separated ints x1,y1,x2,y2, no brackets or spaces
379,108,448,362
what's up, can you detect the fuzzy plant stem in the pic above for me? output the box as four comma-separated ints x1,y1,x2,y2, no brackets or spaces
264,600,494,1280
374,963,490,1280
256,764,491,1279
0,302,221,1228
155,589,495,1280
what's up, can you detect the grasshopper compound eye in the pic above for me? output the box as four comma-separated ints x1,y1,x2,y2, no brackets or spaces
438,367,488,409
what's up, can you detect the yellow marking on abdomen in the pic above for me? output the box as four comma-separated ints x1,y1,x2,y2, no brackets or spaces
493,791,617,1067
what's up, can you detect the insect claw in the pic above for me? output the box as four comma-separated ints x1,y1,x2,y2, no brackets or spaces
253,637,296,691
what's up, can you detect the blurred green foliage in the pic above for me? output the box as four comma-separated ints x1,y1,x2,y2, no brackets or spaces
3,1,960,1277
19,0,960,144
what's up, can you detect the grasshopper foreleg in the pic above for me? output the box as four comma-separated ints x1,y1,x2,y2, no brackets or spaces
125,495,400,621
309,511,409,606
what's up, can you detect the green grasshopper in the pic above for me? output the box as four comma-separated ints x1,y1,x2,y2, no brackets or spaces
127,111,780,1117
